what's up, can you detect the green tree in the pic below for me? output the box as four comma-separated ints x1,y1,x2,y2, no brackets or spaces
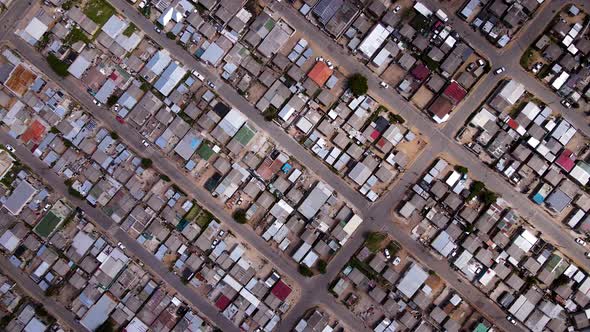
141,158,153,168
298,264,314,277
480,190,498,205
467,180,485,200
166,31,176,39
106,95,118,107
232,209,248,224
109,131,119,139
348,73,368,97
95,319,115,332
160,174,171,182
317,259,327,274
263,106,278,121
46,54,69,77
454,165,468,175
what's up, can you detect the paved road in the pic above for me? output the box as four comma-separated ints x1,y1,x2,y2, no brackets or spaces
271,1,590,271
0,254,85,332
0,131,239,332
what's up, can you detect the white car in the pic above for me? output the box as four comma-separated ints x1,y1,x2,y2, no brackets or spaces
576,238,587,246
383,249,391,259
138,1,146,9
218,230,226,237
586,252,590,258
494,67,505,75
117,242,126,250
93,99,102,107
477,59,485,66
154,26,162,33
326,60,334,69
394,5,401,13
506,315,517,325
532,62,543,74
193,71,205,81
141,139,150,147
380,81,389,88
211,239,219,248
392,257,401,266
315,56,324,62
5,144,15,153
207,81,216,89
561,99,572,108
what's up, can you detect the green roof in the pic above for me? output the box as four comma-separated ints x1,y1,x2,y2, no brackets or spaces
473,323,489,332
33,211,63,238
197,143,215,160
545,253,563,272
234,125,256,145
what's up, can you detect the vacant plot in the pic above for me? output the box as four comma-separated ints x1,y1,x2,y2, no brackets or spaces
34,211,63,238
84,0,115,26
411,85,434,109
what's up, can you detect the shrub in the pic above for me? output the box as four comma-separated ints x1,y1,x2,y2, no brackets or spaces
141,158,153,168
109,131,119,139
160,174,171,182
454,165,468,175
317,260,327,274
166,31,176,39
47,54,69,77
233,209,248,224
106,95,118,107
298,264,314,277
348,73,368,97
263,106,279,121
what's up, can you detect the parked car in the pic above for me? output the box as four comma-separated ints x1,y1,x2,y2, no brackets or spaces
117,242,126,250
392,257,401,266
218,230,226,237
586,252,590,258
384,249,391,259
315,56,324,62
477,59,485,66
193,71,205,81
93,99,102,107
561,99,572,108
532,62,543,74
141,140,150,147
115,115,125,124
576,238,586,246
379,81,389,88
154,26,161,33
138,1,147,9
211,239,219,248
207,81,216,89
5,144,15,153
494,67,505,75
506,315,517,325
466,62,476,72
394,5,401,13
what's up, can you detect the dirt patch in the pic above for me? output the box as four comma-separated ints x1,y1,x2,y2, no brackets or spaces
411,85,434,109
380,64,406,86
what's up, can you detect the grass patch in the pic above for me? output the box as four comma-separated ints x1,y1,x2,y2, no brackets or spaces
520,48,538,69
122,23,137,37
83,0,115,26
33,211,62,238
64,27,90,45
47,54,69,77
195,210,213,228
365,232,387,252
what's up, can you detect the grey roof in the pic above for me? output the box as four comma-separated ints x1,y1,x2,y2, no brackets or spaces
4,180,37,215
297,182,333,220
397,263,428,299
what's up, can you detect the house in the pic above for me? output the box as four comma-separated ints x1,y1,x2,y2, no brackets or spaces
18,17,49,46
154,62,187,96
3,180,37,215
297,181,333,220
397,263,428,299
429,95,453,123
308,61,334,87
358,23,390,58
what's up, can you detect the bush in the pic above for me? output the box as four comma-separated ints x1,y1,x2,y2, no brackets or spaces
95,320,115,332
388,113,405,124
109,131,119,139
467,180,485,200
348,73,368,97
480,190,498,206
166,31,176,39
365,232,387,252
141,158,153,168
454,165,468,175
317,259,327,274
263,106,279,121
233,209,248,224
106,95,118,107
49,127,60,134
298,264,314,277
160,174,171,182
47,54,69,77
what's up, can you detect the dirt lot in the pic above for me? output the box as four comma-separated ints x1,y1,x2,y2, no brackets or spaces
411,85,435,109
380,63,406,86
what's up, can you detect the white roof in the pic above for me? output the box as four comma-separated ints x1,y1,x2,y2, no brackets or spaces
239,288,260,307
358,24,390,58
24,17,48,42
470,107,496,128
499,80,526,105
219,109,247,137
102,15,127,39
571,162,590,185
302,250,319,267
0,230,19,252
154,62,187,96
125,317,149,332
521,102,541,120
145,50,172,76
397,264,428,298
68,55,92,79
342,215,363,236
223,275,243,292
551,71,569,90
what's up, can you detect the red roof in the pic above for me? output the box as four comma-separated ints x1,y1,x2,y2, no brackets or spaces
215,295,231,310
442,81,467,105
506,118,519,130
109,72,118,80
21,120,46,144
271,280,292,301
307,62,333,86
411,64,430,81
555,149,576,172
376,138,386,148
370,129,380,141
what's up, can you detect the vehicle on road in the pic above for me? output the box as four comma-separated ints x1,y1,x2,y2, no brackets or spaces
207,81,216,89
561,99,572,108
506,315,517,325
93,99,102,107
384,249,391,259
117,242,126,250
5,144,15,153
115,115,125,124
154,26,161,33
193,71,205,81
141,139,150,147
494,67,505,75
211,239,219,248
380,81,389,88
576,238,586,246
